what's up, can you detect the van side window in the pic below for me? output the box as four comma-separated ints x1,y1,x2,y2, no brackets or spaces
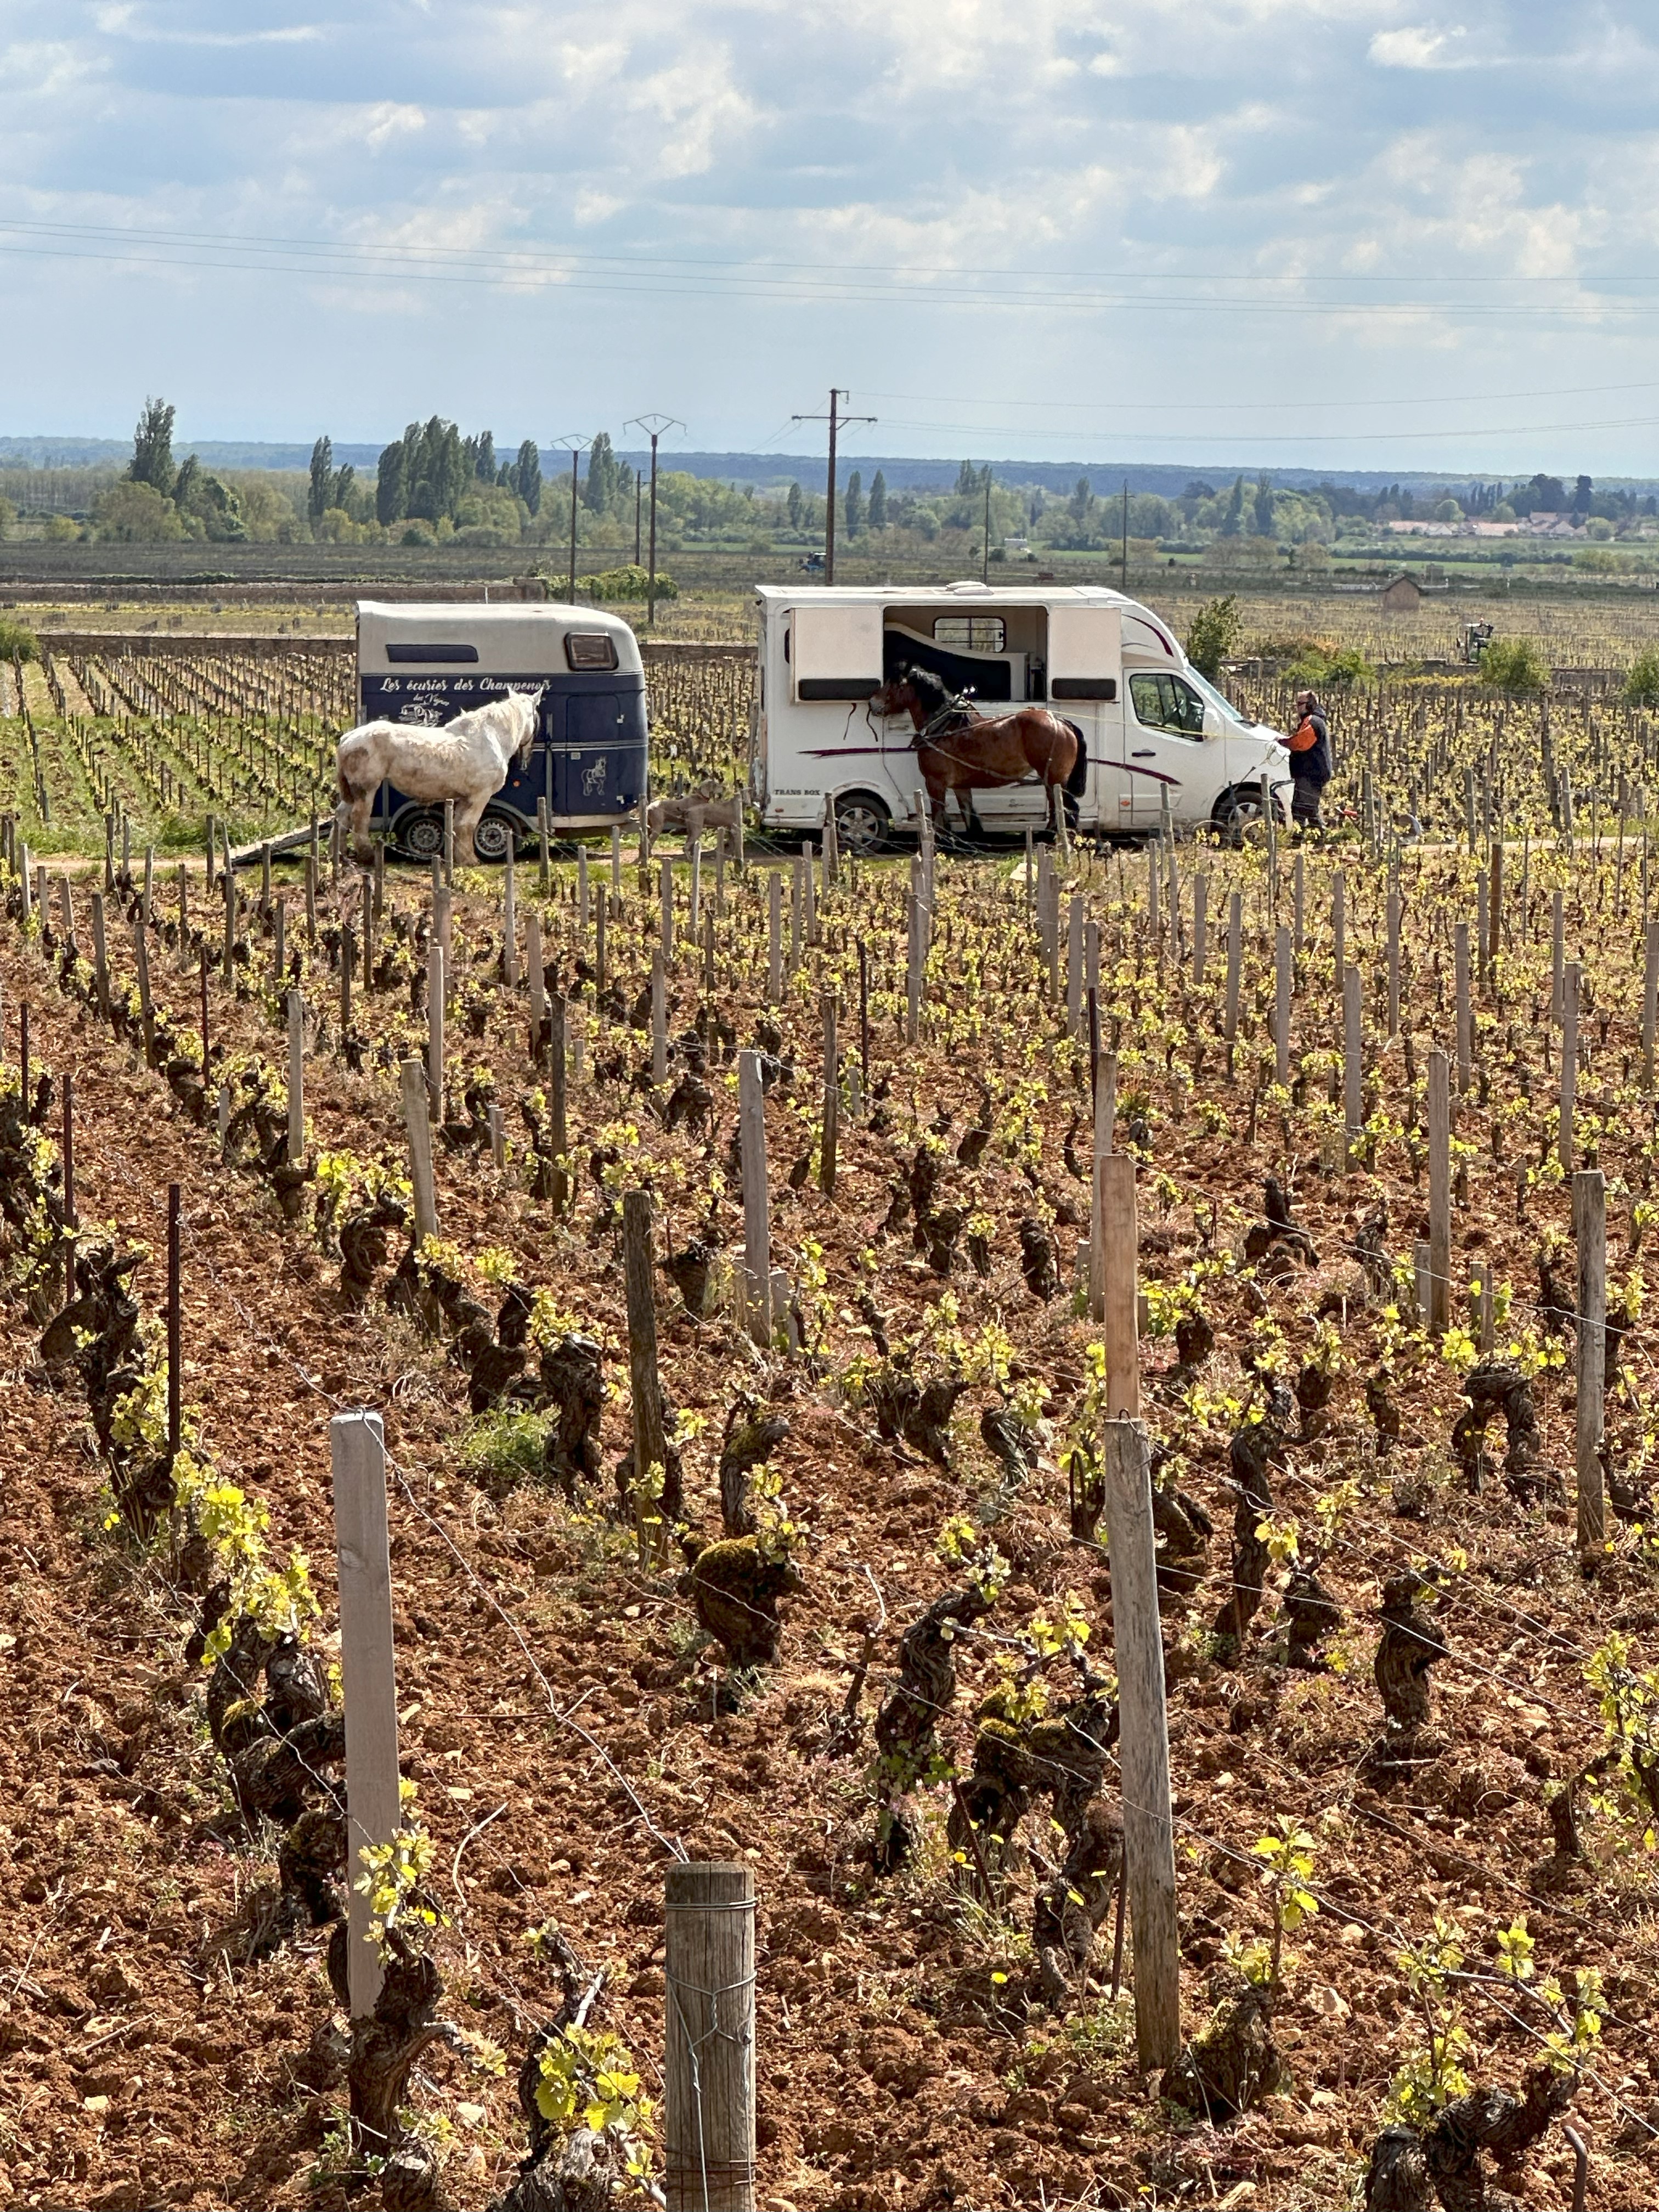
934,616,1006,652
1130,672,1205,737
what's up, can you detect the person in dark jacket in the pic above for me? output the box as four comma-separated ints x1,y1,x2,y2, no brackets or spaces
1287,690,1330,830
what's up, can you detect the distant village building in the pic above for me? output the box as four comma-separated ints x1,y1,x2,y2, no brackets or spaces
1381,573,1423,613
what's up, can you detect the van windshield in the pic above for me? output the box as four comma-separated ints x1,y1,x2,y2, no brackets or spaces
1184,667,1251,729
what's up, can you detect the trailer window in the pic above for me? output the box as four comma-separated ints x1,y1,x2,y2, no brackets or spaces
385,642,478,664
565,631,619,672
1130,672,1205,737
933,616,1006,653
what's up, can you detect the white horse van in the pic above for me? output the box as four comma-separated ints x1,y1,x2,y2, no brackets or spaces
750,581,1291,852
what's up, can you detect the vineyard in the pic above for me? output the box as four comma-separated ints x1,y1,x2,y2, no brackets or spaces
0,665,1657,2212
0,645,352,857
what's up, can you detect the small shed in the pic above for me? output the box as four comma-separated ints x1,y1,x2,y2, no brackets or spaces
1381,573,1423,613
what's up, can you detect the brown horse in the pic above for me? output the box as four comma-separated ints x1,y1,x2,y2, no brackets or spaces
873,666,1080,839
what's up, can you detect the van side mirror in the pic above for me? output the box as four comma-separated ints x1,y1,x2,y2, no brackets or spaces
1201,702,1226,740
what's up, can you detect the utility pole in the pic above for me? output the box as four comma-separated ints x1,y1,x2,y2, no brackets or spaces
1121,477,1130,589
793,389,874,586
625,414,684,627
634,472,642,566
554,435,592,603
982,467,992,585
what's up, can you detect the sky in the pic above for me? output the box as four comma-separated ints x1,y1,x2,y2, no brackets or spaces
5,1,1659,477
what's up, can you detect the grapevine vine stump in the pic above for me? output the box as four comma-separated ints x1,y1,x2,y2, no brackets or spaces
664,1861,756,2212
330,1409,401,2019
526,909,545,1064
1224,891,1242,1043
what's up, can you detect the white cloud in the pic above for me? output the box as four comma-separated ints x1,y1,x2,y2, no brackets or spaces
1368,24,1472,69
363,104,427,153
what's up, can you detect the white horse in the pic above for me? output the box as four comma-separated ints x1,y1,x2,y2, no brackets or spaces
335,690,541,864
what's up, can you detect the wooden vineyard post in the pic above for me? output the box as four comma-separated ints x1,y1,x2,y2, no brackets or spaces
90,893,111,1019
623,1188,672,1557
286,991,305,1163
1560,961,1580,1175
537,798,551,894
661,851,675,967
1332,869,1346,977
688,834,702,941
339,926,354,1050
1386,891,1401,1037
577,843,589,932
788,852,802,973
1066,895,1084,1040
167,1182,182,1459
177,864,189,970
1088,1052,1117,1325
503,839,517,988
857,937,870,1105
361,873,374,992
61,1070,75,1310
1644,920,1659,1091
1191,871,1207,985
663,1861,757,2212
427,941,445,1122
199,950,210,1077
906,885,923,1046
1342,963,1363,1168
258,840,271,918
274,896,286,989
820,994,838,1198
1101,1152,1139,1418
1551,890,1565,1025
738,1049,771,1345
595,891,608,998
1427,1047,1451,1337
611,822,622,898
1274,924,1291,1088
768,872,783,1007
330,1409,402,2019
1575,1169,1607,1555
651,951,668,1087
442,799,455,883
1293,847,1305,955
548,995,569,1215
526,910,545,1064
399,1059,437,1243
1096,1155,1179,2074
1223,891,1242,1046
1454,921,1472,1092
305,848,318,943
1489,836,1505,969
132,917,156,1064
143,844,154,928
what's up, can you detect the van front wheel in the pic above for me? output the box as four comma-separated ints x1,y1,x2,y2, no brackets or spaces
1212,784,1269,849
834,791,891,857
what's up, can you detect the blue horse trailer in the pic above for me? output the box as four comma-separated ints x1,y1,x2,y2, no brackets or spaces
356,600,649,860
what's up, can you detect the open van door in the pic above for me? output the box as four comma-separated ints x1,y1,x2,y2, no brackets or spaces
1047,603,1127,833
791,604,883,701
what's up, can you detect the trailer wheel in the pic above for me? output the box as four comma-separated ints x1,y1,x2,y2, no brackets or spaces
472,813,517,864
398,810,444,861
833,791,891,857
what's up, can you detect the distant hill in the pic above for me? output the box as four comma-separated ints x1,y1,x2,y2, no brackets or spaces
4,436,1658,500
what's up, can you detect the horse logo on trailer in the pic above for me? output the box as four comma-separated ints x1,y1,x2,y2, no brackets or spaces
582,756,609,797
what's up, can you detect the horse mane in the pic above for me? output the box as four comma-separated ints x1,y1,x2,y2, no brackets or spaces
899,664,952,709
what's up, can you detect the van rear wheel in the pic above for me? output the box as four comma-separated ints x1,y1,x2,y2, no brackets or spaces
472,814,516,863
834,792,891,857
